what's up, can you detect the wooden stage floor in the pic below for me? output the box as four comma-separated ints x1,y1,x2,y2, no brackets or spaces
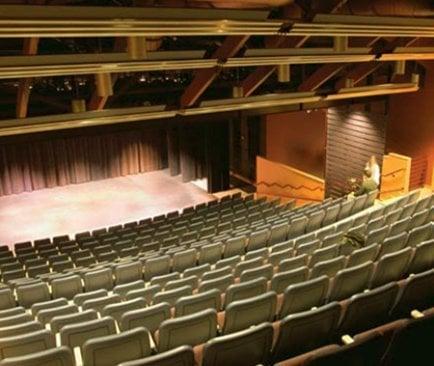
0,170,213,247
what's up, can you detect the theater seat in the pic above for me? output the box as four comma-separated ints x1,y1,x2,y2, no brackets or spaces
278,276,329,319
82,327,152,366
328,261,374,302
50,310,99,333
60,316,116,349
407,239,434,275
222,292,276,334
0,329,55,360
338,282,399,335
153,286,192,307
102,298,146,324
157,309,217,352
175,289,221,317
0,288,15,310
302,330,387,366
0,320,43,338
370,247,412,288
0,346,74,366
16,283,50,308
119,346,194,366
272,302,342,364
271,267,309,294
224,277,267,306
201,323,273,366
120,302,171,333
382,311,434,366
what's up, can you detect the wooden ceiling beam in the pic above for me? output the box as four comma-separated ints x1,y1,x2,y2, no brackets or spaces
180,35,249,108
334,37,420,89
88,38,126,111
240,0,348,97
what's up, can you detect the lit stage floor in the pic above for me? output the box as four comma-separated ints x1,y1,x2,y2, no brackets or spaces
0,170,213,247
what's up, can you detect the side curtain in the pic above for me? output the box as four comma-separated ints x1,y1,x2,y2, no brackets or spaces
0,127,166,196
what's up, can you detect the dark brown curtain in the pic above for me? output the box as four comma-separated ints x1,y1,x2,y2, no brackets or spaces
0,127,166,196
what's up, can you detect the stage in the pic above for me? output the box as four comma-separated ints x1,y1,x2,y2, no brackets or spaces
0,170,213,247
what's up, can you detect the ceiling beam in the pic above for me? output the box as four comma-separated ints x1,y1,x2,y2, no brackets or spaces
180,35,249,108
298,37,383,91
16,38,39,119
334,37,419,89
240,0,348,97
88,38,125,111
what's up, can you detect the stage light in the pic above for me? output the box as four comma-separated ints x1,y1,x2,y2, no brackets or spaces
394,60,406,75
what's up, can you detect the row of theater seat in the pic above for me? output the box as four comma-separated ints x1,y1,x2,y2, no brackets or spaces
0,190,431,366
0,267,432,366
0,190,430,311
0,189,379,285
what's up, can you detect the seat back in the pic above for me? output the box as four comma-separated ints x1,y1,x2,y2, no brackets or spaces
272,302,342,363
50,310,98,333
0,288,15,310
407,222,433,247
0,320,43,338
199,243,222,265
173,249,197,272
120,303,171,333
202,267,232,282
296,240,320,256
150,273,180,288
310,256,346,279
247,229,269,251
306,210,326,232
83,268,114,291
0,346,74,366
0,313,33,328
144,256,171,280
225,277,267,306
16,283,50,308
328,261,374,302
158,309,217,352
118,346,194,366
82,327,152,366
60,316,116,349
322,205,340,227
378,232,408,258
223,292,277,334
346,244,379,267
224,237,246,258
37,304,78,324
381,311,434,366
153,286,192,307
278,254,308,272
82,294,122,313
309,245,339,267
0,329,55,360
51,275,83,300
102,298,146,324
303,331,387,366
202,323,273,366
279,276,329,318
115,262,143,284
287,217,308,239
269,223,289,246
240,264,273,282
388,217,411,237
365,226,389,246
338,282,399,334
270,267,309,294
175,289,221,317
199,274,234,293
407,240,434,275
391,269,434,318
370,247,412,288
113,280,145,299
126,285,161,304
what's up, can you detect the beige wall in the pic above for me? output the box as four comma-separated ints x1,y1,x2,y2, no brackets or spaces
388,62,434,186
265,109,327,178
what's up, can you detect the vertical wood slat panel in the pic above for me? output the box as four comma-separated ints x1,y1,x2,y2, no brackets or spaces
325,107,388,197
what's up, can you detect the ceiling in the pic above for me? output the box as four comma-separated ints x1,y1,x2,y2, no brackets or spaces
0,0,432,127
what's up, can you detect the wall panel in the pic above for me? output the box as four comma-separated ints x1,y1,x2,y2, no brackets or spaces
325,107,387,197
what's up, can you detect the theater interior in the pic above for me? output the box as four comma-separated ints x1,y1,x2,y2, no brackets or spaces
0,1,433,365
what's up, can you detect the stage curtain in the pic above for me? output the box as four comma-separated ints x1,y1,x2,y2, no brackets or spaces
0,127,166,196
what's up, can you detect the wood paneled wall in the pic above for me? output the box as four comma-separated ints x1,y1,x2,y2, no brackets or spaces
325,107,387,197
